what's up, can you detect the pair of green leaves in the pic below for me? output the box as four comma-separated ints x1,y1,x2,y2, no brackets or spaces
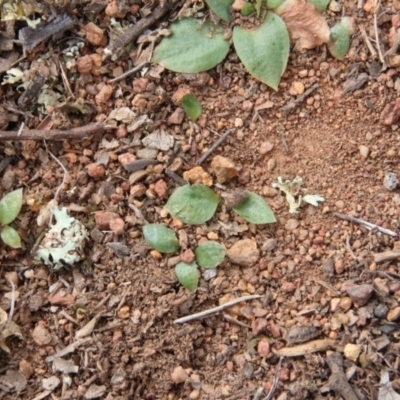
143,224,225,267
152,13,290,91
0,188,22,248
175,241,226,291
143,224,225,291
175,240,226,291
164,184,276,225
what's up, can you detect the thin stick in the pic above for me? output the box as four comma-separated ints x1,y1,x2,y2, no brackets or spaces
0,122,104,141
223,312,251,329
281,83,319,114
44,141,68,202
359,24,377,59
5,279,15,329
346,233,359,261
314,278,340,295
373,0,386,67
17,122,24,137
103,1,178,58
263,356,284,400
196,128,234,165
58,59,74,99
173,294,262,324
108,61,149,83
165,168,187,186
333,212,397,237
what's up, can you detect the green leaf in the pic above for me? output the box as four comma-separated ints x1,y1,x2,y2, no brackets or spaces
195,241,226,269
233,12,289,90
233,191,276,224
165,184,219,225
152,18,230,74
205,0,234,21
307,0,329,12
241,2,256,15
175,261,199,291
143,224,180,253
182,94,202,122
328,18,354,59
1,226,21,248
256,0,263,16
266,0,285,8
0,188,22,225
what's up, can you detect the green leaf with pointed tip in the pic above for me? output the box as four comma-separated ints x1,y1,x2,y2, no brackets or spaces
182,94,202,122
233,12,289,90
195,241,226,269
175,261,199,291
1,226,21,248
165,184,219,225
307,0,329,12
205,0,234,21
152,18,230,74
143,224,180,253
233,191,276,224
0,188,22,225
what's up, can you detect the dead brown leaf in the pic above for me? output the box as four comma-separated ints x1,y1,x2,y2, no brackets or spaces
275,0,330,51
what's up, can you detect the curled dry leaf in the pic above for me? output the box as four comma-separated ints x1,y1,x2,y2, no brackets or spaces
275,0,330,51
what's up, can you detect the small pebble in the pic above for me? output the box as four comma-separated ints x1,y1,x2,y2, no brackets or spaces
344,343,361,362
387,306,400,321
374,303,388,319
136,148,158,159
19,360,34,379
171,366,188,384
227,239,260,267
340,297,352,311
335,200,344,209
251,318,268,335
117,306,130,319
87,163,106,179
285,219,299,231
258,141,274,155
262,238,278,251
42,376,61,391
32,323,52,346
267,158,276,171
358,145,369,160
384,172,398,191
346,284,374,306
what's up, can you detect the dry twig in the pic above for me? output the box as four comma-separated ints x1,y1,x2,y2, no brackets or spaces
281,83,319,114
103,1,178,58
262,356,284,400
173,294,262,324
0,122,104,141
322,352,359,400
359,24,377,59
334,212,397,237
108,61,149,83
373,0,387,68
196,128,234,165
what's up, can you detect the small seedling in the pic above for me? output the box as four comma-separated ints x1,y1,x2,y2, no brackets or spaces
143,184,276,291
0,188,23,248
152,0,352,90
181,94,202,122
